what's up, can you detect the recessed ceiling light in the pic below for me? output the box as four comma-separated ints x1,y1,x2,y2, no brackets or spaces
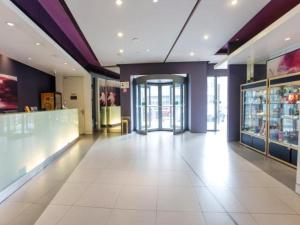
119,49,124,54
285,37,291,41
153,0,159,3
64,62,68,65
6,22,15,27
28,57,32,60
231,0,238,6
35,42,41,46
190,52,195,56
116,0,123,6
203,34,209,40
72,68,76,71
117,32,124,38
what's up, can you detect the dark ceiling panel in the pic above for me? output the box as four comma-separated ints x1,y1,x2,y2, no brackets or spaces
217,0,300,55
39,0,100,66
10,0,119,78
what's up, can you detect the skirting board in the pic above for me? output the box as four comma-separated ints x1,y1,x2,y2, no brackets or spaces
0,137,79,203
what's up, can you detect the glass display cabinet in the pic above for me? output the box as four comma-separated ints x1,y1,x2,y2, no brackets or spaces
268,74,300,167
240,80,267,154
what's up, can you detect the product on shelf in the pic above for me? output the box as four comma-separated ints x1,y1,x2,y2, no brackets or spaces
242,88,267,137
269,85,300,146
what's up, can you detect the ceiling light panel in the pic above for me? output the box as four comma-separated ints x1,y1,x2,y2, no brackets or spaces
117,32,124,37
231,0,238,6
6,21,15,26
116,0,123,6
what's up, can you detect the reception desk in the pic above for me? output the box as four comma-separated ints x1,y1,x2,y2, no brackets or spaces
0,109,79,202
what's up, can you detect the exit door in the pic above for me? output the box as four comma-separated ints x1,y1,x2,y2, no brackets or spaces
207,76,228,132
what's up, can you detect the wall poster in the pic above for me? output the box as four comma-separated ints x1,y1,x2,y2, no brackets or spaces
267,48,300,78
0,74,18,110
99,80,120,107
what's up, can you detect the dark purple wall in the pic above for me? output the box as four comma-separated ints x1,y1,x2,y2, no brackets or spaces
120,62,208,133
254,64,267,81
0,55,55,112
207,63,229,77
227,64,247,142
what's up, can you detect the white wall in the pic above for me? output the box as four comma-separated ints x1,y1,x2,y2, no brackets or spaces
55,73,93,135
55,73,63,93
83,75,93,134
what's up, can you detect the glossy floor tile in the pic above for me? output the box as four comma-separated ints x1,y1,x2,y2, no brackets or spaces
1,132,299,225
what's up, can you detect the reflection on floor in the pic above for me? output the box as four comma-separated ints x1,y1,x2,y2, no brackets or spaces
230,142,297,191
0,133,100,225
101,126,122,133
0,132,300,225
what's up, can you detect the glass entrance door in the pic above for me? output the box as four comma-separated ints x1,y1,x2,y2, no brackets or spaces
147,85,159,131
161,84,173,130
146,83,173,131
135,75,186,134
136,83,147,134
207,76,228,132
174,82,185,134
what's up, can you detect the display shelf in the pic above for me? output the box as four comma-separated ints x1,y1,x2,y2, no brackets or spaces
241,87,267,138
241,130,265,140
269,83,300,149
240,80,267,154
268,139,298,150
267,76,300,167
240,77,300,167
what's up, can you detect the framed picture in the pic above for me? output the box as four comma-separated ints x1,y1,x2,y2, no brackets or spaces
267,48,300,78
0,74,18,111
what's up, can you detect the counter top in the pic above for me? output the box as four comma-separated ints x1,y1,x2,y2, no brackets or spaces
0,109,75,116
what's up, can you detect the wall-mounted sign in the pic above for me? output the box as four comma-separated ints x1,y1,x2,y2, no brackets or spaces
120,81,129,89
267,48,300,78
70,94,78,100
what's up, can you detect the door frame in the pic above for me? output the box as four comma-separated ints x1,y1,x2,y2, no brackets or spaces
134,75,187,134
136,83,147,135
173,82,185,135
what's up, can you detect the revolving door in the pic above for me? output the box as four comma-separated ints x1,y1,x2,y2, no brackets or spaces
135,75,186,134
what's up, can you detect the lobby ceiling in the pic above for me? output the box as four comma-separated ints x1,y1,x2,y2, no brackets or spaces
1,0,300,75
0,0,89,78
65,0,270,66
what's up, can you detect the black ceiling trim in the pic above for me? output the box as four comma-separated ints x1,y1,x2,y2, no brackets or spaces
163,0,202,63
59,0,101,66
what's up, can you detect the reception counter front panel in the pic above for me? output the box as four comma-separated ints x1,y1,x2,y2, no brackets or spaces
0,109,79,201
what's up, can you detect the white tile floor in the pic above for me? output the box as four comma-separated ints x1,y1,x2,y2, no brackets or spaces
0,134,99,225
1,132,300,225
